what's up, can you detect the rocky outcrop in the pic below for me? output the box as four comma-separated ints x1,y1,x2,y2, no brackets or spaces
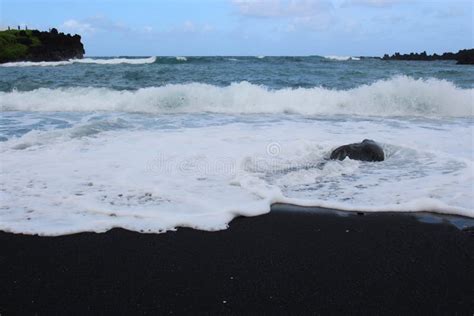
382,49,474,65
330,139,385,162
0,28,84,63
455,49,474,65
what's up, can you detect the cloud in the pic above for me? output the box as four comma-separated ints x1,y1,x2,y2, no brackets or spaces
84,16,130,33
61,16,216,41
434,6,465,19
232,0,333,18
231,0,335,33
372,14,406,24
342,0,403,8
61,16,131,35
289,13,335,31
170,21,216,34
61,19,95,34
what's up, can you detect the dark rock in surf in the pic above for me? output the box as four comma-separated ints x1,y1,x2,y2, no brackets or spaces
330,139,384,162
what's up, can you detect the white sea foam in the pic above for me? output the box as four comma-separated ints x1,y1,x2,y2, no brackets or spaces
175,56,187,61
1,76,472,117
0,56,157,67
0,116,472,235
77,57,157,65
325,55,360,61
0,60,74,67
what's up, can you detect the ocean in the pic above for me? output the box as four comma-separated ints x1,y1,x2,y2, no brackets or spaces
0,56,473,235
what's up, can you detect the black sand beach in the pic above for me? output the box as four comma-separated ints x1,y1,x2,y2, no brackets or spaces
0,206,473,315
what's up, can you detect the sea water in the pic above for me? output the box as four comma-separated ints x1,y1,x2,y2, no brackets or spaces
0,56,473,235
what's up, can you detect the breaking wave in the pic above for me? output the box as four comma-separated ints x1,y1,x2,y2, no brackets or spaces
1,76,472,117
0,56,157,67
325,55,361,61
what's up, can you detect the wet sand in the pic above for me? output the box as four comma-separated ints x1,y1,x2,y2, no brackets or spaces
0,206,473,315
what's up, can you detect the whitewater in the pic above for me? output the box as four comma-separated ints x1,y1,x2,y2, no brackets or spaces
0,56,158,67
0,56,473,235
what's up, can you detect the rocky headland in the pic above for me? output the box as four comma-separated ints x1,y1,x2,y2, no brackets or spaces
0,28,84,63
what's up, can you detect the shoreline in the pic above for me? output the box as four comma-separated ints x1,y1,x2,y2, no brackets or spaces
271,203,474,230
1,206,472,314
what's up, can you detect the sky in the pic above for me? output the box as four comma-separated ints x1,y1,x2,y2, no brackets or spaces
1,0,472,56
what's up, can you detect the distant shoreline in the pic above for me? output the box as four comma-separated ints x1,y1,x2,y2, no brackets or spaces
1,34,473,65
382,49,473,64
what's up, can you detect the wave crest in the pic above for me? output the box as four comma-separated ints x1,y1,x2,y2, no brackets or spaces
0,57,157,67
324,55,360,61
1,76,472,117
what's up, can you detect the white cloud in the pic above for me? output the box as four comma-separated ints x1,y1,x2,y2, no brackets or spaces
341,0,403,8
292,13,335,30
434,6,465,18
182,20,197,32
61,19,95,34
84,16,130,33
231,0,335,33
232,0,283,17
170,21,216,34
232,0,333,18
61,16,132,35
202,23,215,32
61,16,216,39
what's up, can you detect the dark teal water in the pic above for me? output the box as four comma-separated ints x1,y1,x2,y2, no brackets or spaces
1,56,473,92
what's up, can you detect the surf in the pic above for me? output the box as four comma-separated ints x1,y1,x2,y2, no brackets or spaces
0,56,157,67
1,76,472,117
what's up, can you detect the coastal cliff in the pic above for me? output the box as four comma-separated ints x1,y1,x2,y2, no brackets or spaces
382,49,474,65
0,28,84,63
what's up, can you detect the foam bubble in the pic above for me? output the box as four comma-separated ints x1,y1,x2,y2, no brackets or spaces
1,76,472,117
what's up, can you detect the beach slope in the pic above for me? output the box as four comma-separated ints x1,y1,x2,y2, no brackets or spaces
0,207,472,315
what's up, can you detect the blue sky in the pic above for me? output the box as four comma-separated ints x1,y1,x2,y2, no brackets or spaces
1,0,472,56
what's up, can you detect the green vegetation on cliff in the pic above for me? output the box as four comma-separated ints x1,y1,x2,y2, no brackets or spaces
0,30,41,62
0,28,84,63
